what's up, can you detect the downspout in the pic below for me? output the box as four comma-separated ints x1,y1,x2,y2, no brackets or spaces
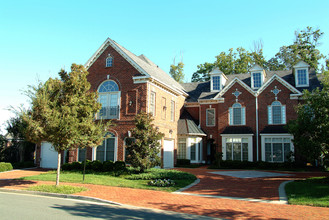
255,96,259,161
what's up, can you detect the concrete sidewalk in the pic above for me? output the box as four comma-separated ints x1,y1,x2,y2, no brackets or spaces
1,168,329,219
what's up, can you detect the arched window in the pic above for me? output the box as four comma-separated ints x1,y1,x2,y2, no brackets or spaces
98,80,120,119
229,103,245,125
268,101,286,124
106,54,113,67
96,132,116,162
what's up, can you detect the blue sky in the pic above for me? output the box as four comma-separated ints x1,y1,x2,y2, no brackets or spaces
1,0,329,133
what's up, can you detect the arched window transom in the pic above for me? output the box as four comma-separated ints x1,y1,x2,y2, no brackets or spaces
229,103,245,125
97,80,120,119
268,101,286,124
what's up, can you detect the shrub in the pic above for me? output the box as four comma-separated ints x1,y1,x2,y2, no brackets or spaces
90,160,103,171
125,168,196,180
103,160,114,172
148,179,175,187
0,162,13,172
114,161,126,172
176,159,190,166
71,162,82,170
12,161,35,169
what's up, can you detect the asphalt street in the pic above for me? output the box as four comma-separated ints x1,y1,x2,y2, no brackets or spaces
0,191,218,220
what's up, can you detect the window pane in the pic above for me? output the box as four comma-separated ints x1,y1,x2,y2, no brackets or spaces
265,143,272,162
226,143,232,160
297,69,307,85
253,72,262,88
233,143,241,161
242,143,248,161
242,138,248,143
232,138,241,143
273,143,283,162
171,101,175,121
150,92,156,115
106,138,115,161
233,108,242,125
78,148,86,162
198,143,201,161
213,76,221,90
284,143,291,162
207,109,215,126
191,143,196,160
96,142,105,162
272,106,282,124
178,138,186,159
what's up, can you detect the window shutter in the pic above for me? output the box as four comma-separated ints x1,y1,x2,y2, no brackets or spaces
229,108,233,125
268,106,272,124
242,107,246,125
282,105,286,124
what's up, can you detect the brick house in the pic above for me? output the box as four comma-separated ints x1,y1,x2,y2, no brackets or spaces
36,39,321,168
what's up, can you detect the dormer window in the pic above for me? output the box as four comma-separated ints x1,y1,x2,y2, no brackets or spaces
106,54,113,67
293,61,310,87
210,67,227,92
250,64,265,89
252,72,262,88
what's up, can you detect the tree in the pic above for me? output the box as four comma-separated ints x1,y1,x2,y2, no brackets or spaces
126,112,164,173
22,64,111,186
275,26,324,70
191,62,214,82
169,61,185,83
287,75,329,164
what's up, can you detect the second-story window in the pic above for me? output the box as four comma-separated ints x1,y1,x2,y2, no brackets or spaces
106,54,113,67
212,76,221,91
206,108,215,126
98,80,120,119
229,103,246,125
170,100,175,122
268,101,286,124
150,92,156,116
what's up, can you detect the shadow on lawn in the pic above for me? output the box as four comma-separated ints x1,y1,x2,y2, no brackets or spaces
0,179,37,187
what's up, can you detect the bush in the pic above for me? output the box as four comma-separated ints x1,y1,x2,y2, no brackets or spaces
103,160,114,172
114,161,126,171
0,162,13,172
148,179,175,187
90,160,103,171
125,168,196,180
176,159,190,166
12,161,35,169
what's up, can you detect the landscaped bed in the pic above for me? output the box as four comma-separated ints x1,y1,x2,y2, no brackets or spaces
285,176,329,207
21,168,196,192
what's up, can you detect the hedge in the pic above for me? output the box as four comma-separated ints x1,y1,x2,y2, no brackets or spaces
61,160,126,172
0,162,13,172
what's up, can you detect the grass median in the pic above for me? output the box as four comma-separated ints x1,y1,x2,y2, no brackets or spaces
21,168,196,192
285,176,329,207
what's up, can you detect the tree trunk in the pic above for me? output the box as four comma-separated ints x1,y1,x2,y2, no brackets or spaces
56,152,61,186
83,149,87,182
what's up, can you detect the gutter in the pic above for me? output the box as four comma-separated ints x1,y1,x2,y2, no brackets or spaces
256,96,259,161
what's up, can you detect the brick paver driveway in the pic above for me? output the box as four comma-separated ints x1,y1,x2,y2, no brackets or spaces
1,168,329,219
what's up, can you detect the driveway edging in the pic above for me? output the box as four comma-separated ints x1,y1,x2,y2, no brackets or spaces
279,180,293,204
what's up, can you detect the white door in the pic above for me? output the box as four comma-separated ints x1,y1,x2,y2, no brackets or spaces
40,142,58,169
163,139,174,168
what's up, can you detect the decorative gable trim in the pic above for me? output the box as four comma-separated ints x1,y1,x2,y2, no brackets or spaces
256,74,302,97
214,77,256,99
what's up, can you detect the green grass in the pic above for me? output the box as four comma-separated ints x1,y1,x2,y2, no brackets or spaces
21,169,196,192
285,176,329,207
26,185,87,194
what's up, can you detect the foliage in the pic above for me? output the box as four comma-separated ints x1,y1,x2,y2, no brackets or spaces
125,168,196,180
22,64,112,186
12,161,35,169
285,176,329,207
0,162,13,172
23,169,196,192
125,112,164,172
288,70,329,164
148,179,175,187
61,160,126,173
169,61,185,83
176,159,190,166
27,184,87,194
191,26,325,82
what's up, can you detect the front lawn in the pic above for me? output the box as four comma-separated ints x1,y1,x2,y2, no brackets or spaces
21,168,196,192
27,185,87,194
285,176,329,207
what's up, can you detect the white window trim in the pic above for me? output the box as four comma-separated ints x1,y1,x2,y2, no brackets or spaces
295,68,309,87
229,104,246,125
210,75,222,92
97,80,121,120
149,91,156,116
221,134,253,162
268,101,286,125
92,135,118,162
206,108,215,127
260,134,294,162
251,72,263,89
187,136,203,163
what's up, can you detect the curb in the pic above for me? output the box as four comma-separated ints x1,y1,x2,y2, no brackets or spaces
0,188,121,206
174,178,200,192
278,180,293,204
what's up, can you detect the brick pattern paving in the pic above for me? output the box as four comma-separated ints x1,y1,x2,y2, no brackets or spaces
1,168,329,220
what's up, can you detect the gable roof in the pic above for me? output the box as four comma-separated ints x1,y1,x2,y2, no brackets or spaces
85,38,187,96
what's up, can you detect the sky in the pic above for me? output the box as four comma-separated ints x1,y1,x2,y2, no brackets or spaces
1,0,329,134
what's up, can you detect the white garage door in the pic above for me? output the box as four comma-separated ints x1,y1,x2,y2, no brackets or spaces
163,139,174,168
40,142,58,169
